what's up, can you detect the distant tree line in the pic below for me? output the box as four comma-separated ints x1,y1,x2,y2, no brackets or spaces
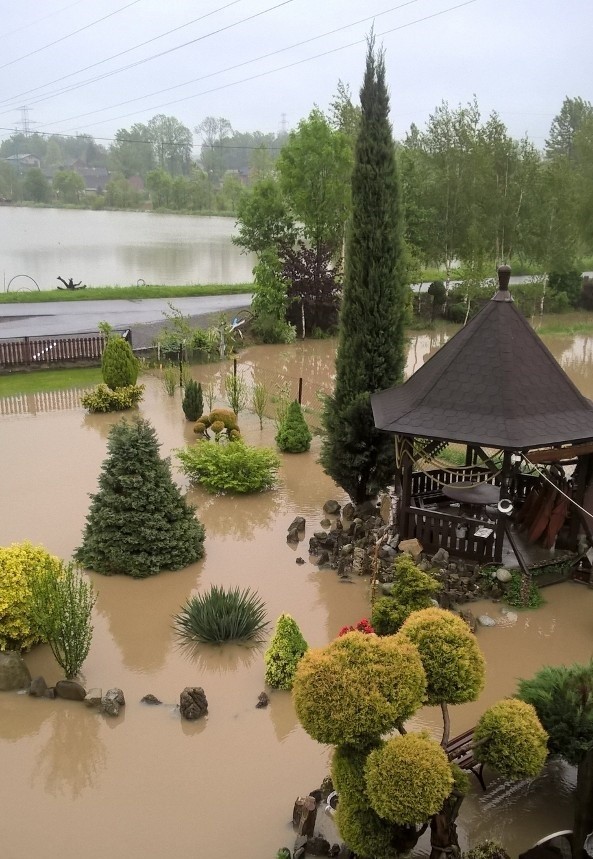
0,95,592,302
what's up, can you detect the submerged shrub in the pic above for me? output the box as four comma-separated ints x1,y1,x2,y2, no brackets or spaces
174,585,268,643
182,379,203,422
264,614,308,690
176,440,279,493
371,556,441,636
275,400,312,453
0,542,62,651
101,330,139,389
81,383,144,413
29,562,96,678
76,418,205,577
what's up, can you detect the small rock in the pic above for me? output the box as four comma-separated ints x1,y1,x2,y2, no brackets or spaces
342,503,355,520
417,558,431,571
320,518,331,528
329,846,341,857
313,531,329,541
495,567,512,583
478,614,497,627
316,551,330,566
84,688,103,707
101,696,120,717
44,687,55,699
180,686,208,720
323,500,341,515
501,609,518,623
379,582,394,596
256,692,269,708
287,528,300,544
431,547,450,565
293,848,305,859
288,516,306,532
295,557,305,565
306,836,331,856
55,679,86,701
0,651,31,691
29,676,48,697
320,776,334,800
105,687,125,706
379,495,392,525
398,537,424,562
340,543,353,557
458,609,477,632
140,694,162,705
308,789,322,803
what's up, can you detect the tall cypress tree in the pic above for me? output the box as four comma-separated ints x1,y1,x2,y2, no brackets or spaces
320,36,406,503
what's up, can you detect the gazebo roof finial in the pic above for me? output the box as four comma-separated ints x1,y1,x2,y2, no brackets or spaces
492,264,513,302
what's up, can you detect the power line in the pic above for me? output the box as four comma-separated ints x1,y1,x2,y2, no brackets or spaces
0,0,296,115
0,0,144,71
0,0,87,42
5,0,422,125
50,0,482,135
0,0,245,107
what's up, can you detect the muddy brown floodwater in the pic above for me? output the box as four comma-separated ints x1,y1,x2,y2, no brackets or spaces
1,322,593,859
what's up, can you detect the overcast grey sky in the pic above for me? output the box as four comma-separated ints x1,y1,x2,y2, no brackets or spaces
0,0,591,150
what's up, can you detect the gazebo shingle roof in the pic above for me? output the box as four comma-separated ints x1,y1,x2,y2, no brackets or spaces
371,288,593,450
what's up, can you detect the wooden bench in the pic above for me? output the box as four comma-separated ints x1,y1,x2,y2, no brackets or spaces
445,728,486,790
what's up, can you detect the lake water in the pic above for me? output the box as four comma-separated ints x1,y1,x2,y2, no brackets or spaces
0,207,256,291
2,328,593,858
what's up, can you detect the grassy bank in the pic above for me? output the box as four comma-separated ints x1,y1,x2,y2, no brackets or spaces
0,366,103,396
0,283,253,304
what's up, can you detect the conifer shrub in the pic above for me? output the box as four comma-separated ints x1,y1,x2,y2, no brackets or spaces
0,542,62,651
371,555,441,635
76,418,205,577
81,383,144,412
365,733,454,825
29,562,96,678
474,699,548,779
176,440,279,494
465,841,511,859
101,331,139,389
399,607,485,705
275,400,312,453
174,585,268,643
264,613,308,690
182,379,203,422
293,631,426,748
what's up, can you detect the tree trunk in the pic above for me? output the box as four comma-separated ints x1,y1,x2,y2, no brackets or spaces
429,793,463,859
573,748,593,859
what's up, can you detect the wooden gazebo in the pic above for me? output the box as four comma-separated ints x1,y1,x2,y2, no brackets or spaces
371,266,593,566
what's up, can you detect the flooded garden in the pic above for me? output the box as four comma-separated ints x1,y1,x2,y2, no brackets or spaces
1,321,593,859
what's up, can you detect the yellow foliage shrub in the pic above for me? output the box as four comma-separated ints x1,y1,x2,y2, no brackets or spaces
0,542,62,651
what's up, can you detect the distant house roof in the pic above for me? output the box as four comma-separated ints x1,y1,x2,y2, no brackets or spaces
3,153,40,167
371,271,593,450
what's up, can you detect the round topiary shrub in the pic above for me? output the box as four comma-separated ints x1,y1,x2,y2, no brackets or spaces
293,631,426,748
264,613,308,690
465,840,511,859
101,332,139,390
474,698,548,779
365,733,454,825
0,542,63,651
207,408,239,432
275,400,312,453
398,607,485,705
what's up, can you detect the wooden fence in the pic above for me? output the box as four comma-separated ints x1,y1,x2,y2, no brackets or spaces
0,388,92,416
0,330,131,370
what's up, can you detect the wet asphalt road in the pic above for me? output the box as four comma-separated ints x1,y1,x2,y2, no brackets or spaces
0,295,252,340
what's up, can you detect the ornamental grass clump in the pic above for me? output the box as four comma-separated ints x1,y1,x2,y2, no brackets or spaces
29,562,96,678
275,400,312,453
264,614,308,690
174,585,268,644
0,542,62,651
176,440,279,494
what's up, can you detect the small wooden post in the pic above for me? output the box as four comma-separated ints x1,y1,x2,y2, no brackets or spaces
23,336,32,366
298,377,303,404
233,358,237,378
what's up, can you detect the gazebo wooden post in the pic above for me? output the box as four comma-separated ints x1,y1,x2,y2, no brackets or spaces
465,445,473,467
569,453,592,551
399,436,414,538
494,450,514,563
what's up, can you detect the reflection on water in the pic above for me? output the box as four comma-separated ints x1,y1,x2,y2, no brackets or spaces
34,706,107,798
1,326,593,857
176,640,262,675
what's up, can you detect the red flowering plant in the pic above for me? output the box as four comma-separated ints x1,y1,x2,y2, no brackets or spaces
338,618,375,637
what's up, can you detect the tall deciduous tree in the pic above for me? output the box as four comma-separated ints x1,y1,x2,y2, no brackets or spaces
546,96,593,161
320,37,406,503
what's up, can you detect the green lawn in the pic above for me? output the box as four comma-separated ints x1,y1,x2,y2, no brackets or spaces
0,283,253,304
0,367,102,396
